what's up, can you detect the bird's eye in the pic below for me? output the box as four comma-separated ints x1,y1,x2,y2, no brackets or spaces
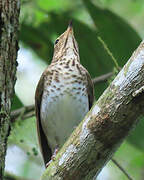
55,39,59,45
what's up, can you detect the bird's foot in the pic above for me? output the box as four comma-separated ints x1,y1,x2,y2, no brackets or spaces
46,146,59,168
51,146,59,160
46,160,52,168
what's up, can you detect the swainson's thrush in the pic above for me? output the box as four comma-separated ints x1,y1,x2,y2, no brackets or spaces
35,22,94,166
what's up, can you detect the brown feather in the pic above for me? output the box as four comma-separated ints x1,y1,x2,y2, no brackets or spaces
35,73,52,166
86,72,95,109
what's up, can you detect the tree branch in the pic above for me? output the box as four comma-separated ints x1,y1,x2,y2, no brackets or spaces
11,105,35,122
40,41,144,180
92,72,113,84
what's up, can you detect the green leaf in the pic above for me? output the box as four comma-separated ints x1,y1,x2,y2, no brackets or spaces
20,24,53,63
11,94,23,111
82,0,141,66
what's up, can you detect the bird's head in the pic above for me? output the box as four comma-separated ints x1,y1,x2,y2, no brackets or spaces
52,21,79,62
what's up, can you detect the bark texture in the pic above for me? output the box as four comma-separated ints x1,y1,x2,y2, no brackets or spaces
0,0,20,178
41,41,144,180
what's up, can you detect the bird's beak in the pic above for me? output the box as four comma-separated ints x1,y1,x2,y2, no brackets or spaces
67,20,73,34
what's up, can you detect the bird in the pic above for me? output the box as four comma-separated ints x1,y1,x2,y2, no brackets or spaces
35,21,94,167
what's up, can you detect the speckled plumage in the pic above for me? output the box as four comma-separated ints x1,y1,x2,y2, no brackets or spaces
35,23,94,166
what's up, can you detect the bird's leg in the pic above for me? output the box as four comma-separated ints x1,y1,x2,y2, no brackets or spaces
46,145,59,168
51,145,59,160
46,160,52,168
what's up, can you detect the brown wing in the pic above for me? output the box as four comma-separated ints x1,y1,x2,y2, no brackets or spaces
35,73,52,166
86,72,95,110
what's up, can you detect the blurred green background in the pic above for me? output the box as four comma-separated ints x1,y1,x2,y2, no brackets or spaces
5,0,144,179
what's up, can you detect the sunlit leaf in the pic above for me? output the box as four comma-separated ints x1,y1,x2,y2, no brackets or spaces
82,0,141,66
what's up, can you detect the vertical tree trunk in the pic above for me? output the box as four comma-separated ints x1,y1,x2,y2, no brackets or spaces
0,0,20,178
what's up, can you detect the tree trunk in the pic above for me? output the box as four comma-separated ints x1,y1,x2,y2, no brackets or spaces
0,0,20,179
41,41,144,180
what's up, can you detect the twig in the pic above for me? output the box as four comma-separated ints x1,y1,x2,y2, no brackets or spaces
98,36,120,71
92,72,113,84
11,105,35,123
111,158,133,180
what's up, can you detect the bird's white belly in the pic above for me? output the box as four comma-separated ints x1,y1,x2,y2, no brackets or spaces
41,92,89,152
